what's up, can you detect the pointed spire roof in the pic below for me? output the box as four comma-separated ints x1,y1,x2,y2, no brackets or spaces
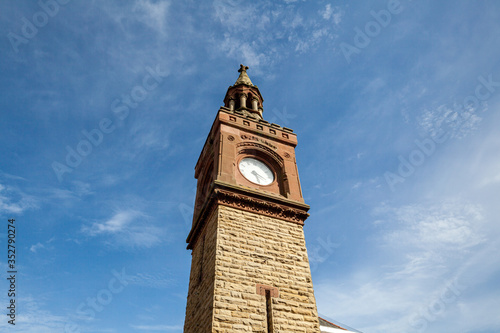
234,64,253,86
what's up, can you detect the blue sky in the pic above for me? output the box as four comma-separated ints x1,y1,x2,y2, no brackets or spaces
1,1,500,332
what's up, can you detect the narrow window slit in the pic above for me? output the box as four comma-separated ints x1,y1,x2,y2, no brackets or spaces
265,289,273,333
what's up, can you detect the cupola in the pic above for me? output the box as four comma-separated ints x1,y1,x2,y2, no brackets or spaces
223,64,264,119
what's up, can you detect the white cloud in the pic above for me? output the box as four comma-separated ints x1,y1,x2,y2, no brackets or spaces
479,170,500,186
43,182,93,202
130,121,170,151
213,0,270,31
133,0,171,36
30,242,45,253
82,210,164,248
417,102,486,140
0,295,123,333
315,200,496,333
378,201,485,252
321,4,333,20
294,27,330,53
351,182,362,190
30,237,56,253
211,1,340,67
220,35,268,68
72,181,93,196
0,296,67,332
0,183,38,214
452,289,500,331
85,211,137,235
320,4,342,24
128,271,174,289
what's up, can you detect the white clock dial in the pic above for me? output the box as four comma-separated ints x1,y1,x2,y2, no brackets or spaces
238,158,274,185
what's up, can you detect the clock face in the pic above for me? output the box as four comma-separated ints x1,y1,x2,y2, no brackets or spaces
239,157,274,185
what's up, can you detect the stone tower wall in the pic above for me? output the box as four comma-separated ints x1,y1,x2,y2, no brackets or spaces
184,208,219,332
211,205,321,333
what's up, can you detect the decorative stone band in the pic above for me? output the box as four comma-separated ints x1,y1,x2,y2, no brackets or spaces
216,189,308,224
186,181,310,249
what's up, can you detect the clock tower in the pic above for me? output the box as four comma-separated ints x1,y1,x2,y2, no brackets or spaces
183,65,321,332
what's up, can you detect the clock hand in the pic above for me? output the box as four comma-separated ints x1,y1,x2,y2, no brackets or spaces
251,170,265,184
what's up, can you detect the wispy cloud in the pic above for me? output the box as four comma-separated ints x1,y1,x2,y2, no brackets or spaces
418,103,485,140
30,242,45,253
82,210,164,248
219,35,268,68
129,120,170,151
320,4,342,24
315,200,496,332
375,201,485,253
129,271,174,289
42,181,94,201
30,237,56,253
213,0,271,31
133,0,171,36
85,211,137,235
0,183,38,214
0,296,67,332
211,1,341,68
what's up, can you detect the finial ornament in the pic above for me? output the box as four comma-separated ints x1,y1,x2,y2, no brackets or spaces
234,64,253,86
238,64,249,73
